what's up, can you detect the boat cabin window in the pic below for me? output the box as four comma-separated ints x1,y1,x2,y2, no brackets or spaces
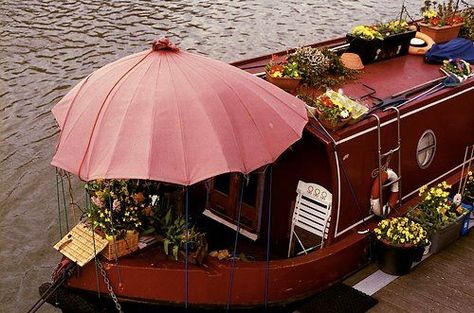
417,130,436,169
204,171,265,240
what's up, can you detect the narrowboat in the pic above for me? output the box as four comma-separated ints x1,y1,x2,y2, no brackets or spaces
40,35,474,312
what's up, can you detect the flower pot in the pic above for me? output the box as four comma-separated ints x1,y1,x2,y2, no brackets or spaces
419,23,463,43
429,217,463,254
101,230,139,260
375,239,417,275
266,72,301,92
346,30,416,64
318,115,351,131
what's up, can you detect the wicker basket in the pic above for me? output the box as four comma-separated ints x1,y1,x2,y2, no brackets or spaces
101,230,139,260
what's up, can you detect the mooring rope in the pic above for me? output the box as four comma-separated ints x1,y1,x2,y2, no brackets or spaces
264,166,273,308
55,168,63,238
226,178,245,311
183,187,190,308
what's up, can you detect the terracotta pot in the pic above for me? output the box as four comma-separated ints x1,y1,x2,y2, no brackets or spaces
419,23,463,43
266,72,301,92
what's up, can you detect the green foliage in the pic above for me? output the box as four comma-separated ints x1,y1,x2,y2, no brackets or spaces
460,10,474,40
289,47,358,89
160,209,206,260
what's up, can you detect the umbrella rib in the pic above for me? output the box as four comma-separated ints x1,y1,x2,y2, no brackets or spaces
76,51,153,180
184,53,274,165
167,52,190,185
173,52,240,174
54,52,150,149
191,53,307,136
98,54,157,178
147,54,164,180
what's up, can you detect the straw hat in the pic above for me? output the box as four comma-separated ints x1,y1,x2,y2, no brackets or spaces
340,53,364,70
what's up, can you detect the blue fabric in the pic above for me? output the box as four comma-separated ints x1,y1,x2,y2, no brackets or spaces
425,38,474,64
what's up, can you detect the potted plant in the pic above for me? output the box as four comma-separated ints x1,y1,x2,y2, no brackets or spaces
85,179,161,260
299,89,367,129
161,209,208,265
420,0,464,43
407,181,468,253
265,54,301,92
460,9,474,40
374,217,428,275
347,19,416,64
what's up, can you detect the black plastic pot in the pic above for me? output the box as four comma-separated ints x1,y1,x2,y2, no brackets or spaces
376,240,417,276
346,30,416,64
412,245,425,263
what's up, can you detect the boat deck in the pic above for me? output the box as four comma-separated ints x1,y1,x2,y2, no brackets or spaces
345,228,474,312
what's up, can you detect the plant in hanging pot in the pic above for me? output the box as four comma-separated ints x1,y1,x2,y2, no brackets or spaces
85,179,161,259
373,217,428,275
265,54,301,92
407,181,468,253
420,0,464,43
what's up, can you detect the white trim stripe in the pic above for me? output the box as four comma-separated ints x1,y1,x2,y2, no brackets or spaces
336,86,474,145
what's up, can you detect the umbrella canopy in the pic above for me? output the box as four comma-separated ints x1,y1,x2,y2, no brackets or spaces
52,38,307,185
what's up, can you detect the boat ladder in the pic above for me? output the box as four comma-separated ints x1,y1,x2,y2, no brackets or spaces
370,107,402,211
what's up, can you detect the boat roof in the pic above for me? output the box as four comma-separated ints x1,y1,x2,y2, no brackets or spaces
233,38,473,145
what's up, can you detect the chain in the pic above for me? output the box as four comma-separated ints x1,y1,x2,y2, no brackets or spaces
96,261,123,313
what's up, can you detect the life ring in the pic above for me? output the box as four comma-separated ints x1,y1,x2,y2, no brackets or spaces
408,32,435,55
370,168,399,217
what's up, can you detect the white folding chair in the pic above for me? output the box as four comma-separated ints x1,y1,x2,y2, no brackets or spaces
287,181,332,257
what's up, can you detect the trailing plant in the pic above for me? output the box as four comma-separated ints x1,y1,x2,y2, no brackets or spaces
374,217,428,247
85,179,161,237
421,0,464,26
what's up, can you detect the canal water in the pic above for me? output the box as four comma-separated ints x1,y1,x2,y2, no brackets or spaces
0,1,420,312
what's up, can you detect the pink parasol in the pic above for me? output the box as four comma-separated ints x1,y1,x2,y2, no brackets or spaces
51,38,307,185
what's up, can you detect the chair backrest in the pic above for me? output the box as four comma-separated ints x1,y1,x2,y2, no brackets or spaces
293,181,332,239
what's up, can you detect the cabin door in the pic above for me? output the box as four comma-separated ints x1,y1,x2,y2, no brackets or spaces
206,171,265,239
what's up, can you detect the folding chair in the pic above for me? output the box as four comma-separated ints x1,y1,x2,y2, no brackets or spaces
287,181,332,257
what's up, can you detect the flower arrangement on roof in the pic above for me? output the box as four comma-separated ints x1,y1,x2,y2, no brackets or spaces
85,179,161,238
265,55,300,79
441,58,472,79
374,217,428,247
407,181,467,232
350,20,411,41
421,0,464,27
288,47,359,89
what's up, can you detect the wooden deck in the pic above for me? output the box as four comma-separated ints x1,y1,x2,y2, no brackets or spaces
347,230,474,313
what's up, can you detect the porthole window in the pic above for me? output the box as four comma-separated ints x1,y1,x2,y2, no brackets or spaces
416,130,436,169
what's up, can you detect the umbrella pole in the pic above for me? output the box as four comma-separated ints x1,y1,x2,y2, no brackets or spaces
226,177,245,311
184,187,189,309
264,166,273,308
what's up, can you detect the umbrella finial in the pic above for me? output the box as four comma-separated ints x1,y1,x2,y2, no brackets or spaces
152,37,179,52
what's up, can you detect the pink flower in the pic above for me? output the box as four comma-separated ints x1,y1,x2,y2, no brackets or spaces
91,196,104,208
113,199,121,211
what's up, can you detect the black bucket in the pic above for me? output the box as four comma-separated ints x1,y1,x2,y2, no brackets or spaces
376,240,416,276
